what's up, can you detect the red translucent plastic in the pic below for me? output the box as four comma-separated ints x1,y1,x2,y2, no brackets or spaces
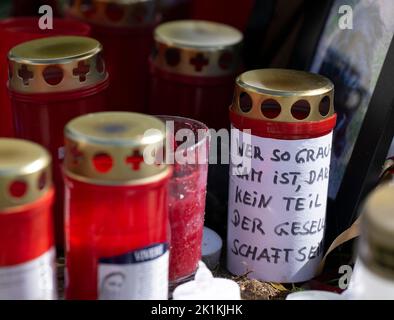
0,188,55,266
9,81,109,248
64,175,170,300
88,24,155,112
149,67,236,130
161,0,192,21
191,0,255,31
169,164,208,281
159,116,210,284
11,0,63,17
230,109,337,139
0,17,91,137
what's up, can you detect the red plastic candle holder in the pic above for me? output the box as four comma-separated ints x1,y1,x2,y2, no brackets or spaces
64,112,172,300
0,138,56,300
148,20,243,130
7,36,109,248
0,17,91,138
66,0,159,112
157,115,210,292
227,69,337,283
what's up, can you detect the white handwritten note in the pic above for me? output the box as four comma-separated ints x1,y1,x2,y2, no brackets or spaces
227,127,333,283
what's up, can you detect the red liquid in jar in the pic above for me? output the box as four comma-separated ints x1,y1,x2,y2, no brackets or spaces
168,134,209,281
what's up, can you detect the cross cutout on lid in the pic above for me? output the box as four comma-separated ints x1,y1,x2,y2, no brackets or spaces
190,53,209,72
18,65,34,85
73,61,90,82
126,150,144,171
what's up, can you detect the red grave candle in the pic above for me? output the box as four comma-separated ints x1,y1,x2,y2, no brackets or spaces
64,112,171,300
157,115,210,292
0,138,56,300
148,20,243,130
0,17,91,138
227,69,337,283
66,0,159,112
7,36,109,248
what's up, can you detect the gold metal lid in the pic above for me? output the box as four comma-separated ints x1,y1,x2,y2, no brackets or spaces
64,112,170,185
0,139,52,211
8,36,107,94
359,185,394,280
151,20,243,77
231,69,335,122
67,0,157,28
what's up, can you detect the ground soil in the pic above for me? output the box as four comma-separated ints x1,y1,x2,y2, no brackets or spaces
57,242,353,300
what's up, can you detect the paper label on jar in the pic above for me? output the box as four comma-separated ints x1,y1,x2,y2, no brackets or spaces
227,127,333,283
98,243,169,300
0,248,57,300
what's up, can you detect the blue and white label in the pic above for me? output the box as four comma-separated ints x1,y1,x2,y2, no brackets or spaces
98,243,169,300
0,248,57,300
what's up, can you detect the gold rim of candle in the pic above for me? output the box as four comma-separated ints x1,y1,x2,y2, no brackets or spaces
0,139,52,211
151,20,243,77
67,0,158,28
8,36,107,94
231,69,335,123
64,112,170,185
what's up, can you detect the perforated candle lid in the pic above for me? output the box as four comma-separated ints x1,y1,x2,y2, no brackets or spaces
67,0,157,28
232,69,335,122
8,36,107,94
360,184,394,280
0,139,52,211
152,20,243,77
64,112,170,185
